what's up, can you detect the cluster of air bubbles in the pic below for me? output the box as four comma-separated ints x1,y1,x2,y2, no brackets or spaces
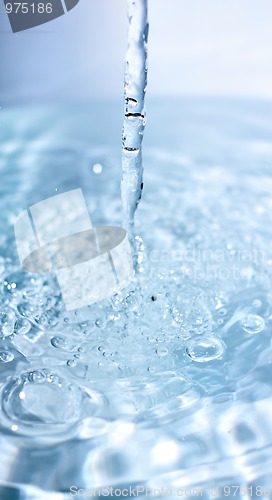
1,131,272,447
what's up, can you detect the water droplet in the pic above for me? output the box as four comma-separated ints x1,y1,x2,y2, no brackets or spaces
253,299,262,308
28,370,47,383
240,314,265,334
35,309,58,329
17,302,37,319
92,163,103,174
67,359,77,367
0,351,14,363
155,348,168,357
51,336,73,351
95,318,106,328
0,308,17,338
14,318,31,335
185,337,224,362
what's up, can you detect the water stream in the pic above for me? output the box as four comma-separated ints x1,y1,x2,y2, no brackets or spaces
121,0,148,260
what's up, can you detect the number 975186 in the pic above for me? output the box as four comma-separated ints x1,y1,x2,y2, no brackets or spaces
5,2,53,14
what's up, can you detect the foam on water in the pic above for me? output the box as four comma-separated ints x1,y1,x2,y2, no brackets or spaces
1,99,272,495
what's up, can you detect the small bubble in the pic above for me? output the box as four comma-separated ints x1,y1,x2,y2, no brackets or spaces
185,337,224,362
28,370,47,383
35,309,58,328
67,359,77,368
95,318,105,328
155,348,168,357
48,374,61,386
17,302,36,319
51,336,73,351
14,318,31,335
92,163,102,174
240,314,265,334
0,308,17,338
0,351,14,363
253,299,262,308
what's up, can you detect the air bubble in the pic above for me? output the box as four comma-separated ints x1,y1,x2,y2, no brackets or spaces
240,314,265,334
28,370,47,383
252,299,262,308
17,302,38,319
0,351,14,363
67,359,77,367
155,348,168,357
4,271,43,297
51,336,73,351
35,309,58,329
14,318,31,335
92,163,103,174
185,337,224,362
0,308,17,338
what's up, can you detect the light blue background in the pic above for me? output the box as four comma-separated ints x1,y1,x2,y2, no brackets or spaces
0,0,272,103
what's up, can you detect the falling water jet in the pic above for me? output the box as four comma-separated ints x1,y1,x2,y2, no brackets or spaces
121,0,148,268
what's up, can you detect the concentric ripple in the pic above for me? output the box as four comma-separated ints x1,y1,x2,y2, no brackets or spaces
0,369,91,437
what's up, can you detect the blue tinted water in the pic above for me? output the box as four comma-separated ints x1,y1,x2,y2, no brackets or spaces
1,99,272,497
121,0,148,251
